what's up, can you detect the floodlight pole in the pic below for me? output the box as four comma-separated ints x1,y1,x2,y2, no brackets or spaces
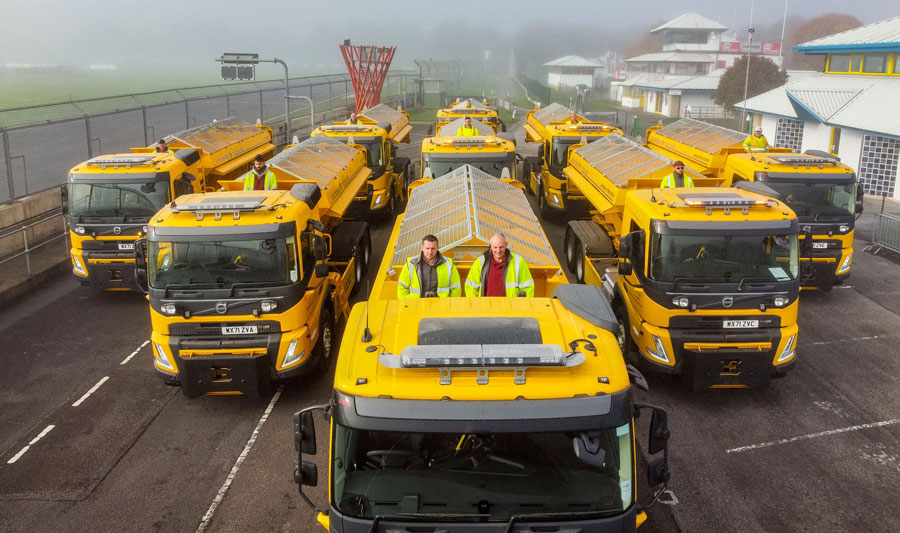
272,58,292,144
740,0,755,131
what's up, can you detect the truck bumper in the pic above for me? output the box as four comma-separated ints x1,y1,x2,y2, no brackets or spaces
83,257,140,291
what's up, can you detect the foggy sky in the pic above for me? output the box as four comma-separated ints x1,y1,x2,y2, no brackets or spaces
2,0,897,70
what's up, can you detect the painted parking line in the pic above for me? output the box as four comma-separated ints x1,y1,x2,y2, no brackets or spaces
196,385,284,533
120,340,150,365
806,334,893,347
726,418,900,454
72,376,110,407
7,425,55,464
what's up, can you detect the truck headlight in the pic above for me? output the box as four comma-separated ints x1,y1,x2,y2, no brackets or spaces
161,303,178,316
646,335,670,364
72,254,87,275
839,224,849,233
260,300,277,313
552,193,560,206
672,296,689,308
773,296,789,307
777,334,796,363
837,254,851,274
154,341,175,371
374,194,382,206
73,226,86,235
283,338,305,367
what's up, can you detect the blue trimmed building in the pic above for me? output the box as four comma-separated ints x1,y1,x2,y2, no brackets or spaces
736,16,900,198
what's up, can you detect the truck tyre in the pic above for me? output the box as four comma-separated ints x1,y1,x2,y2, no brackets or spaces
351,230,371,296
539,183,552,220
614,302,638,367
574,241,586,284
311,308,335,371
564,226,578,273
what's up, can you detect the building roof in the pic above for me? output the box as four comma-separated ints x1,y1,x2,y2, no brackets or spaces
621,73,721,91
625,52,716,63
736,73,900,138
795,16,900,53
651,12,727,33
544,55,602,68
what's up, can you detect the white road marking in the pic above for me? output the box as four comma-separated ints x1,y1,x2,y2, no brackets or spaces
120,339,150,365
7,425,55,464
659,489,679,505
726,418,900,454
833,285,854,290
196,386,284,533
72,376,110,407
806,334,890,346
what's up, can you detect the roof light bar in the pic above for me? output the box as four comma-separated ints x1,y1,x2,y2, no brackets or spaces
86,155,156,167
683,196,770,207
320,125,369,132
769,155,837,165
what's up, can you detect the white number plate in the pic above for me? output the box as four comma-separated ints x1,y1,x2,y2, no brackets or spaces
812,242,827,249
222,326,257,335
723,320,759,329
118,243,135,251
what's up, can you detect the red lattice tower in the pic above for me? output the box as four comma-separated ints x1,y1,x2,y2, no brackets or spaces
340,41,396,112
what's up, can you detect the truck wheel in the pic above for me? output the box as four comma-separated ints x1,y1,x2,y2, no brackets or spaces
574,242,586,284
312,308,335,370
351,231,371,296
614,303,638,366
539,184,552,220
521,160,531,189
564,227,578,273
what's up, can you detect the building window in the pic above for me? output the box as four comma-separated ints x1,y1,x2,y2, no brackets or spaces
775,118,804,151
829,54,851,72
893,53,900,74
859,134,900,196
863,54,888,73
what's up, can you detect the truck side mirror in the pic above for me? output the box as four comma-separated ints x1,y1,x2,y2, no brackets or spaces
134,238,149,294
312,234,329,260
635,403,671,490
293,404,329,512
60,184,69,214
294,409,317,455
855,185,864,214
618,233,633,275
648,408,670,455
295,462,318,487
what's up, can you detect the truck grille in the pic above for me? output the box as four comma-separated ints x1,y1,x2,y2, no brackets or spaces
169,321,281,336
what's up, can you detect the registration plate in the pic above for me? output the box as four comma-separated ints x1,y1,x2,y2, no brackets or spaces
222,326,257,335
118,243,135,251
812,242,827,249
723,320,759,329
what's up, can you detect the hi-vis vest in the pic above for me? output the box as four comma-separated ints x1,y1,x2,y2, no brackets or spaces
347,118,362,125
398,257,461,298
242,169,277,190
456,126,477,137
465,252,535,297
743,134,768,151
660,173,694,188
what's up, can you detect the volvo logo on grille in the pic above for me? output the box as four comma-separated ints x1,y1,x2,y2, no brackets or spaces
215,302,228,314
113,226,122,235
722,296,734,308
802,226,811,233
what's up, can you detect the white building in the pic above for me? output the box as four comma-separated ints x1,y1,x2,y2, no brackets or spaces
543,55,603,89
617,73,723,118
736,16,900,198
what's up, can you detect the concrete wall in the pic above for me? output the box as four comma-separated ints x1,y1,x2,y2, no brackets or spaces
802,122,832,153
0,189,65,259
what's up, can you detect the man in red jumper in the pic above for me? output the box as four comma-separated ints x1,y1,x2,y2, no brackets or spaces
464,232,534,297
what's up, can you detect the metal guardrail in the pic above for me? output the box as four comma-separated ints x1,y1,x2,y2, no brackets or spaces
0,207,68,275
871,212,900,255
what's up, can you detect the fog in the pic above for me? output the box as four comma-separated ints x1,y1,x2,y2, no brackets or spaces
2,0,897,73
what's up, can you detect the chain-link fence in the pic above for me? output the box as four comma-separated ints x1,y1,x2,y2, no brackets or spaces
0,71,417,204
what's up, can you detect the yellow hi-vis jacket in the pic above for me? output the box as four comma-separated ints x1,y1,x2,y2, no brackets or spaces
397,254,461,298
660,173,694,188
465,250,534,297
242,169,277,190
347,118,362,125
456,126,477,137
743,134,769,152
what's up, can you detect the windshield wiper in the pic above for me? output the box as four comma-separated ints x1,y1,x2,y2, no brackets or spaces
737,276,777,292
369,513,489,533
505,509,623,533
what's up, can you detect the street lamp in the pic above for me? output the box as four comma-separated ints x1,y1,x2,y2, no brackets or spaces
217,53,315,144
741,28,755,132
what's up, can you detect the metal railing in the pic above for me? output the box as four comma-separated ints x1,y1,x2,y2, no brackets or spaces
871,212,900,255
0,207,68,275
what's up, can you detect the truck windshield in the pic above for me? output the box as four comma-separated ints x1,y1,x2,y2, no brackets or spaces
764,181,856,217
551,138,579,167
69,181,169,219
331,424,634,520
423,155,515,179
359,141,383,167
649,232,799,283
148,237,298,289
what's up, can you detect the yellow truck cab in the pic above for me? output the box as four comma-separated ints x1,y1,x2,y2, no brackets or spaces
418,117,517,183
137,136,372,397
645,119,862,290
522,103,623,217
436,98,502,132
563,135,801,390
64,117,274,291
293,164,672,531
311,104,413,217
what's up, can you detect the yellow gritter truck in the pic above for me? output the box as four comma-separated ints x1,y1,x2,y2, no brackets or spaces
563,134,801,390
311,103,413,217
418,117,517,183
292,164,672,530
137,136,372,397
644,119,863,290
64,117,274,291
436,98,503,132
522,103,623,217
